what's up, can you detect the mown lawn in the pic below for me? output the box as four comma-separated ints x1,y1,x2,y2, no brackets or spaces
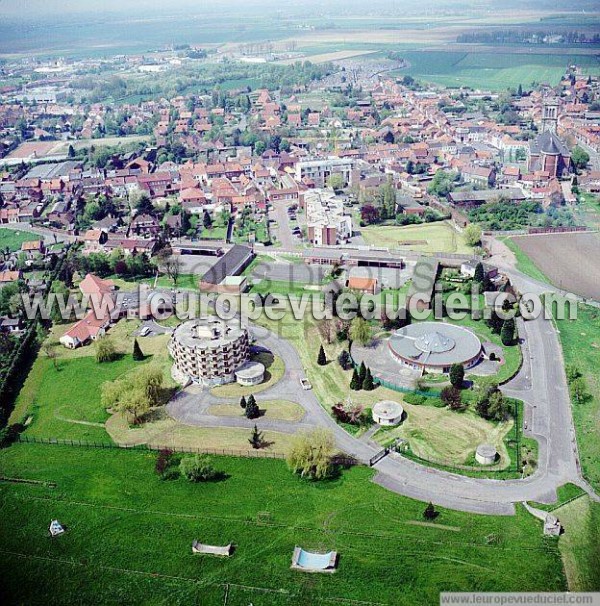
361,221,472,254
0,227,39,253
9,355,140,442
554,304,600,492
0,444,566,605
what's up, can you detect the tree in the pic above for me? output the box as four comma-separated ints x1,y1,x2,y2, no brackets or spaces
449,364,465,388
245,394,260,419
358,361,367,386
488,391,509,421
363,367,375,391
285,428,336,480
464,224,482,247
203,209,213,230
349,317,371,346
95,337,117,363
423,502,437,520
327,173,345,191
133,191,155,216
132,339,144,361
473,262,485,285
179,455,219,482
240,395,247,409
249,424,264,449
350,368,361,391
500,318,515,346
475,382,508,422
571,146,590,171
162,255,182,287
570,377,590,405
42,343,59,370
486,310,504,334
337,350,352,370
441,386,463,410
317,344,327,366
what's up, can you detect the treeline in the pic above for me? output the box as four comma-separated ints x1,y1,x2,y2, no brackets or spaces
457,30,600,45
468,200,576,231
0,249,71,432
74,60,335,104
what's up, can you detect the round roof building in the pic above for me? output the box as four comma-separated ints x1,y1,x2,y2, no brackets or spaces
169,317,250,387
475,444,498,466
372,400,404,426
388,322,482,374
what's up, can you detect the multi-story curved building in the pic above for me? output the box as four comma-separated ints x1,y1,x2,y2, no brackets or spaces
169,318,250,386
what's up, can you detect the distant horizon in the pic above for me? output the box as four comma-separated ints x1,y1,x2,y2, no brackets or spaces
2,0,599,19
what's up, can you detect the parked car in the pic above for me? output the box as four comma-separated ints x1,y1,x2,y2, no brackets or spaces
300,378,312,390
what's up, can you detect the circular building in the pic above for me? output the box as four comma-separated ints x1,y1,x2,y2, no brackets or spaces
388,322,482,374
235,360,266,387
372,400,404,426
475,444,498,466
169,317,249,387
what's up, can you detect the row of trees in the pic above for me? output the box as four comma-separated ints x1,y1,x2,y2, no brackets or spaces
350,361,375,391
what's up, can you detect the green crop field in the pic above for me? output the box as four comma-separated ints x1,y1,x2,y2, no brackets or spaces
0,444,567,605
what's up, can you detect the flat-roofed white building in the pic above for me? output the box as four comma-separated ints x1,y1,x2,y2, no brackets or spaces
305,189,353,246
295,157,354,188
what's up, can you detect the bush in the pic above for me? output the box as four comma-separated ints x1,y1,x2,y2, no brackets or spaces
404,394,426,405
337,350,352,370
179,455,220,482
285,428,336,480
95,337,117,363
449,364,465,388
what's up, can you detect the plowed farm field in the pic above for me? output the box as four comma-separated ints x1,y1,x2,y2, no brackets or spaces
511,232,600,300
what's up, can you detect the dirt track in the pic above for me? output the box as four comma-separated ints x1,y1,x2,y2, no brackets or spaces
512,232,600,300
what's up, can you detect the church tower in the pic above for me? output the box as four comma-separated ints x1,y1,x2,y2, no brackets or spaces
541,100,559,133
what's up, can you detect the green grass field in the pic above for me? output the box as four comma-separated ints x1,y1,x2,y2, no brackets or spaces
0,228,40,253
554,304,600,492
9,355,139,442
554,496,600,591
361,221,472,254
0,444,566,605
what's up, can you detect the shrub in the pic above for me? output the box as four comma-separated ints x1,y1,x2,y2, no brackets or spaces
95,337,117,363
179,455,220,482
404,394,426,405
337,350,352,370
